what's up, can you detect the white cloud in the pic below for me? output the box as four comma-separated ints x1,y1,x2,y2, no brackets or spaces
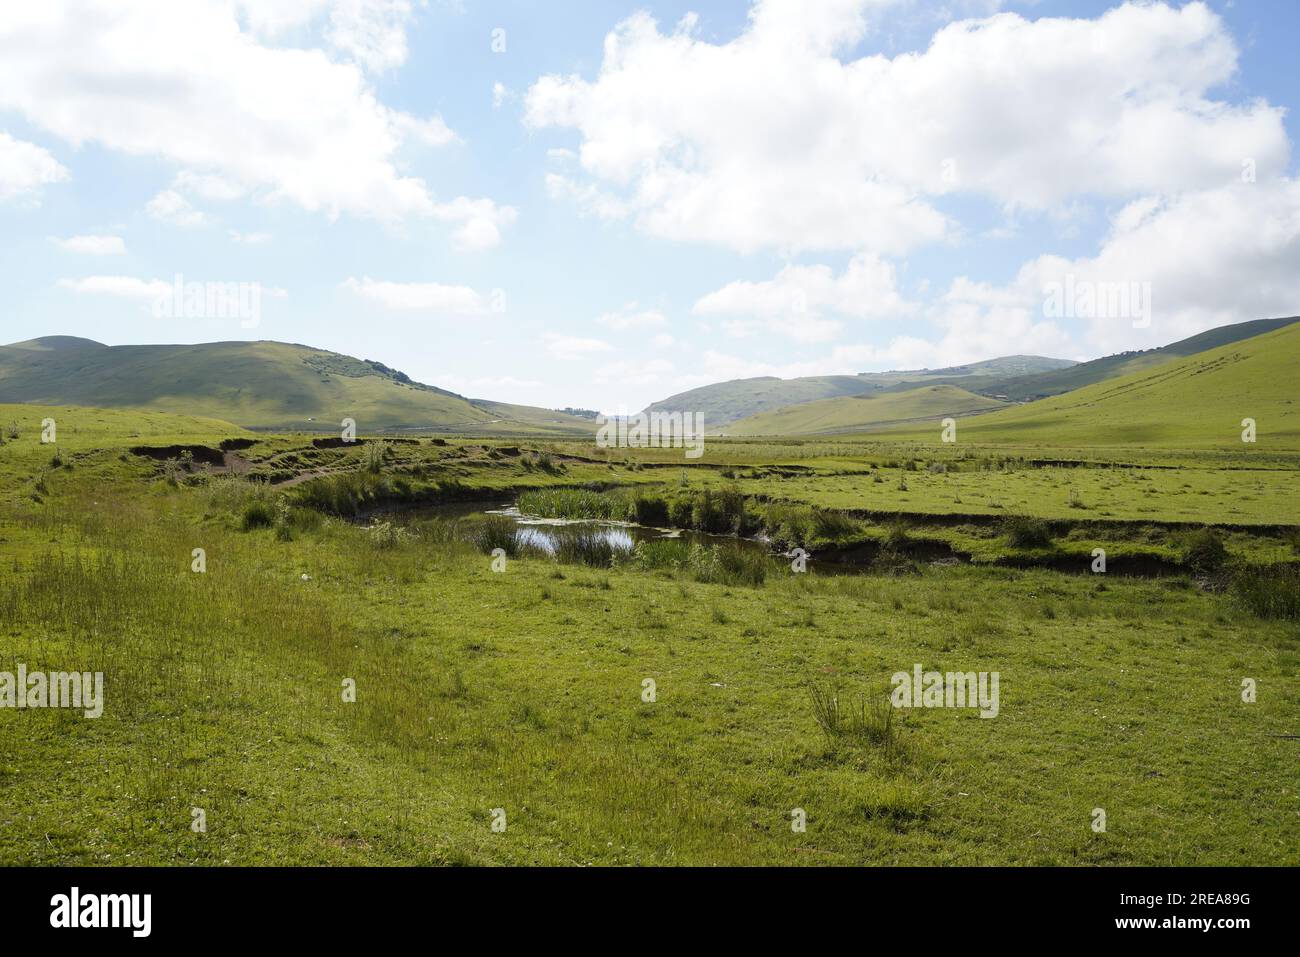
929,178,1300,364
55,234,126,255
596,306,667,330
544,173,628,221
146,189,207,227
0,132,68,203
172,170,246,202
58,275,170,300
326,0,413,73
429,197,519,252
694,253,910,342
492,82,511,110
544,334,615,360
525,1,1287,254
229,230,273,244
340,276,492,315
390,112,459,147
235,0,413,73
0,1,499,230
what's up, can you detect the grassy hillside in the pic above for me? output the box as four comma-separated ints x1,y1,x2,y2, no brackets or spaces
726,384,1007,436
880,321,1300,448
644,356,1072,426
471,399,598,436
0,337,593,434
944,315,1300,402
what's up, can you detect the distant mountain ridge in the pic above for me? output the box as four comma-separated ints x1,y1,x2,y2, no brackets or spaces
0,336,594,434
643,355,1075,426
725,384,1008,436
898,315,1300,402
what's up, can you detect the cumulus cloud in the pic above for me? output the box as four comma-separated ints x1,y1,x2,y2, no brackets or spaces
146,189,208,227
58,275,171,300
429,197,519,252
55,234,126,255
340,276,493,316
0,132,68,203
525,0,1286,255
694,253,911,342
0,0,502,236
326,0,413,73
929,178,1300,364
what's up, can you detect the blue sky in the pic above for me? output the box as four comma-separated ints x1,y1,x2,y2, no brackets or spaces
1,0,1298,413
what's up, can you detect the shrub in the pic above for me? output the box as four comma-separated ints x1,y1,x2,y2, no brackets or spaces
1003,515,1053,548
882,520,912,551
629,492,670,527
531,451,564,475
1179,527,1228,573
240,500,276,530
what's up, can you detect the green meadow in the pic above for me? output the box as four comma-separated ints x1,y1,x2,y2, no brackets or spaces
1,403,1296,865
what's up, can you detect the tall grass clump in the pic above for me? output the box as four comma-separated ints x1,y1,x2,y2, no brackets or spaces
628,492,670,527
1003,515,1054,549
291,471,399,517
1230,564,1300,620
473,515,519,556
240,500,276,530
365,440,390,474
686,543,769,586
1178,527,1229,574
632,538,691,571
517,488,626,521
551,527,634,568
807,682,903,758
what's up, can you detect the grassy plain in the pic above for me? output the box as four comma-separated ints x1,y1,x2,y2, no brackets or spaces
0,404,1296,866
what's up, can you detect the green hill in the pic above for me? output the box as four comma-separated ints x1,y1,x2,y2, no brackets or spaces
929,315,1300,402
881,321,1300,448
0,337,594,434
725,384,1008,436
644,355,1072,426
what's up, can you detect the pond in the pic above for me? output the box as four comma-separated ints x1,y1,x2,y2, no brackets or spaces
411,499,777,557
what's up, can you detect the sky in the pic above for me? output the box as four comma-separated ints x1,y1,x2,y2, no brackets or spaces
1,0,1298,414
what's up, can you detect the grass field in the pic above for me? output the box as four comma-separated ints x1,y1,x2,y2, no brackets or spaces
726,384,1007,436
1,404,1296,865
